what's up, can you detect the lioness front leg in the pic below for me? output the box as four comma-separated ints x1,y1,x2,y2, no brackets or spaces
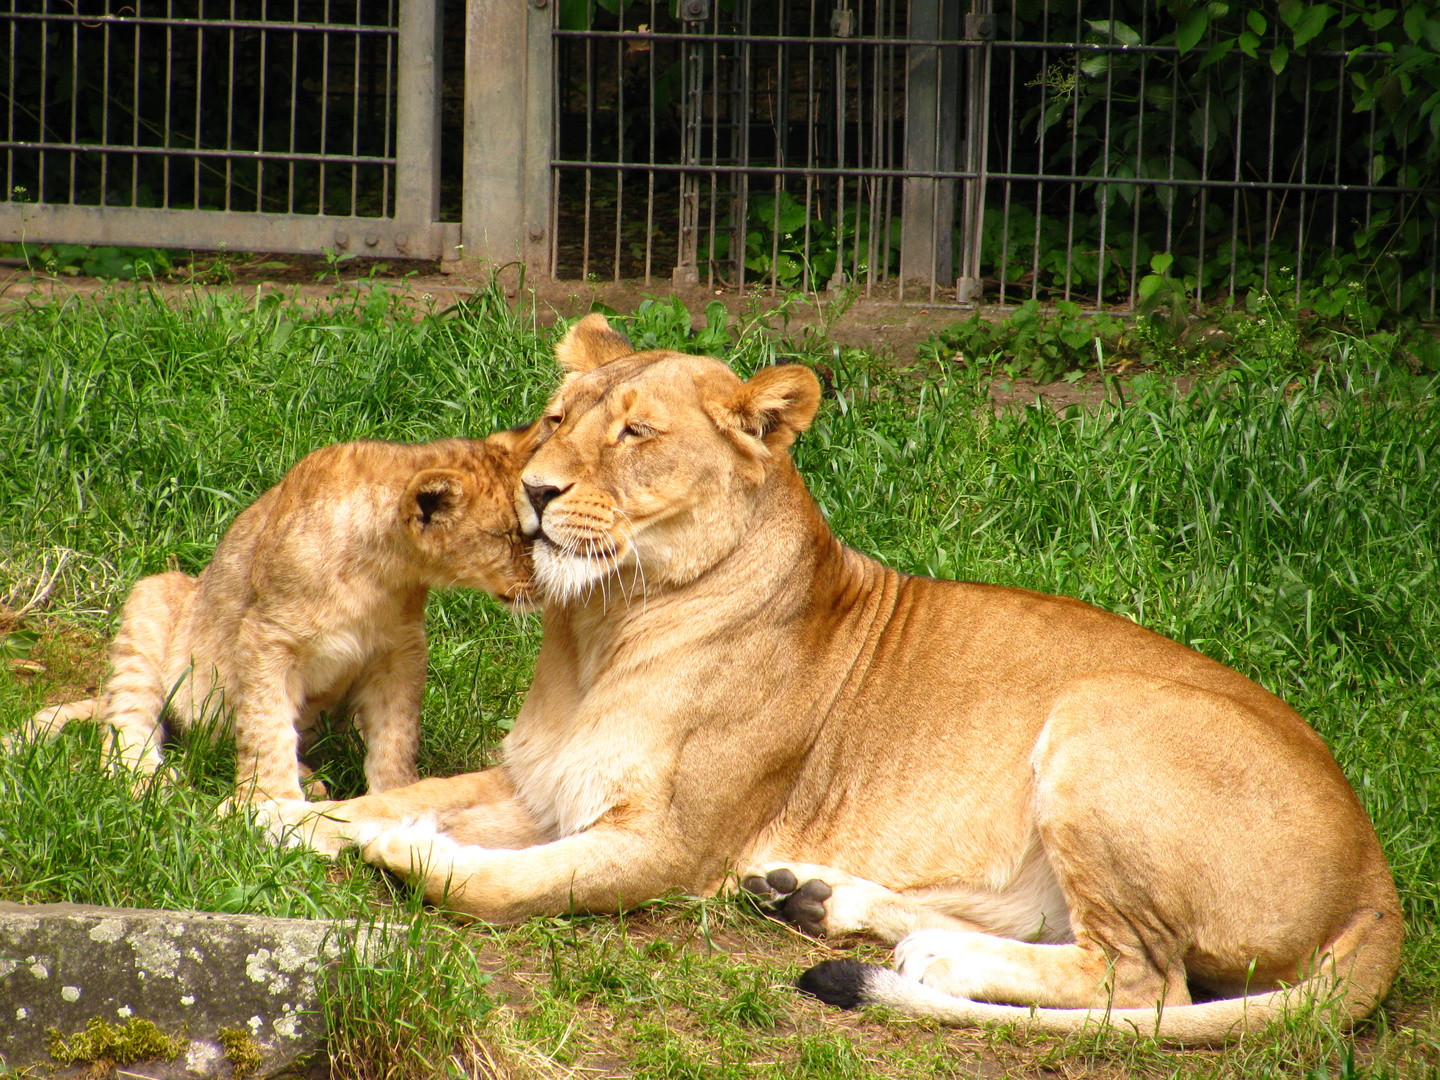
254,767,547,856
359,817,685,923
743,863,985,943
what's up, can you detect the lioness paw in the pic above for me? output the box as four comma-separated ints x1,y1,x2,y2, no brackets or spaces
742,872,833,937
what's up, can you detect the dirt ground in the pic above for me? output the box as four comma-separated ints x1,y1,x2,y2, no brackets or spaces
0,253,1143,414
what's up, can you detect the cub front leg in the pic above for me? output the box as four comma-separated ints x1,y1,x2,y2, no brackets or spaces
348,627,427,793
232,629,307,801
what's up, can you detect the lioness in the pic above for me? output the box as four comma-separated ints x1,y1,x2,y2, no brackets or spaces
260,316,1401,1043
16,432,537,801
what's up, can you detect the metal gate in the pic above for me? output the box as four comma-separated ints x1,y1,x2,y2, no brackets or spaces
0,0,449,262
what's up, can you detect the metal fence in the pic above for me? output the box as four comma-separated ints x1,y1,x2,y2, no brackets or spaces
0,0,449,260
551,0,1438,315
3,0,1437,316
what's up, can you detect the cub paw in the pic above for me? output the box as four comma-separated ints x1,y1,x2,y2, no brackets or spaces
741,869,833,937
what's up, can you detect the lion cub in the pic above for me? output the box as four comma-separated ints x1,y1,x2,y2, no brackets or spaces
18,431,537,801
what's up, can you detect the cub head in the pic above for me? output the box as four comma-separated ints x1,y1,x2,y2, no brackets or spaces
403,426,541,610
519,313,820,604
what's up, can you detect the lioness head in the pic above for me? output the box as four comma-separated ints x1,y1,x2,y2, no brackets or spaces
519,314,820,603
404,427,540,609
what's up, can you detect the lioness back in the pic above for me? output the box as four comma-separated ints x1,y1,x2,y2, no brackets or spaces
20,429,537,800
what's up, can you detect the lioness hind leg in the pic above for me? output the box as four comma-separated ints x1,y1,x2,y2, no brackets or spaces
891,929,1185,1010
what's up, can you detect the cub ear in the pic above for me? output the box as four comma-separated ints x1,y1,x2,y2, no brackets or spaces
484,422,541,459
555,313,634,373
714,364,822,453
403,469,471,536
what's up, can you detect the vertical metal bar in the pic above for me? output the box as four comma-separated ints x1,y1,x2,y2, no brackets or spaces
350,2,361,216
644,0,655,285
1197,65,1212,312
164,0,174,208
100,7,110,205
383,0,395,219
37,0,48,201
708,7,722,290
318,0,330,215
287,0,298,213
1164,39,1180,266
1296,57,1311,304
193,16,204,209
68,4,77,204
801,0,815,293
1262,48,1276,293
613,6,623,283
831,29,846,293
581,2,594,281
998,1,1017,307
1229,55,1244,305
1028,0,1050,302
1061,1,1081,303
1092,0,1117,310
134,11,143,207
1128,1,1148,309
1329,27,1344,260
736,0,751,296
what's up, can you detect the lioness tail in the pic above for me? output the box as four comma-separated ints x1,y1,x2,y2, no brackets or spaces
798,904,1401,1046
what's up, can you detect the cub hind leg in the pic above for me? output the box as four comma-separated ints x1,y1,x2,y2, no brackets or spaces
13,571,197,775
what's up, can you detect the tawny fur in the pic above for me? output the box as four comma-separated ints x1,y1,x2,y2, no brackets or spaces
18,431,537,800
260,313,1401,1044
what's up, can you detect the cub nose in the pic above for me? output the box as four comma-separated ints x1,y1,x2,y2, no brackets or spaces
523,481,566,518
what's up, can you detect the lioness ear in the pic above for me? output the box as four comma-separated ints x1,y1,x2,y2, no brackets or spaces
719,364,822,452
555,313,634,373
403,469,470,537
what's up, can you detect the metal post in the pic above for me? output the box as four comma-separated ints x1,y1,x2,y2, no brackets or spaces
900,0,959,286
394,0,443,259
462,0,552,272
956,2,994,302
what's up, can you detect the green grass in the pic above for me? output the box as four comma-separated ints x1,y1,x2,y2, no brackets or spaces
0,282,1437,1078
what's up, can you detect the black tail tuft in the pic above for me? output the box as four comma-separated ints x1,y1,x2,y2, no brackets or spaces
796,959,874,1010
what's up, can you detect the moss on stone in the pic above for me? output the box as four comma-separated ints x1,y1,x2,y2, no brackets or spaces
217,1028,262,1079
46,1018,184,1067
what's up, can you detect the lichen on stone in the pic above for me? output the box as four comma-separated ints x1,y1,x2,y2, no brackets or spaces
46,1017,185,1067
217,1028,262,1079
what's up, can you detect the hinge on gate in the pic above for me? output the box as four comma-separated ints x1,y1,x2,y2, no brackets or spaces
831,8,856,37
964,13,997,39
679,0,709,22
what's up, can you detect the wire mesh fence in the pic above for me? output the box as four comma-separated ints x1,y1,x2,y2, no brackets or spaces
1,0,1435,315
550,0,1439,317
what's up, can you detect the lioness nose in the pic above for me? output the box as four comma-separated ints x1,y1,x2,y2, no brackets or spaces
524,481,566,517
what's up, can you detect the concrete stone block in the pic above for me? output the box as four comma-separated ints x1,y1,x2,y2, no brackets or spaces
0,902,342,1079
